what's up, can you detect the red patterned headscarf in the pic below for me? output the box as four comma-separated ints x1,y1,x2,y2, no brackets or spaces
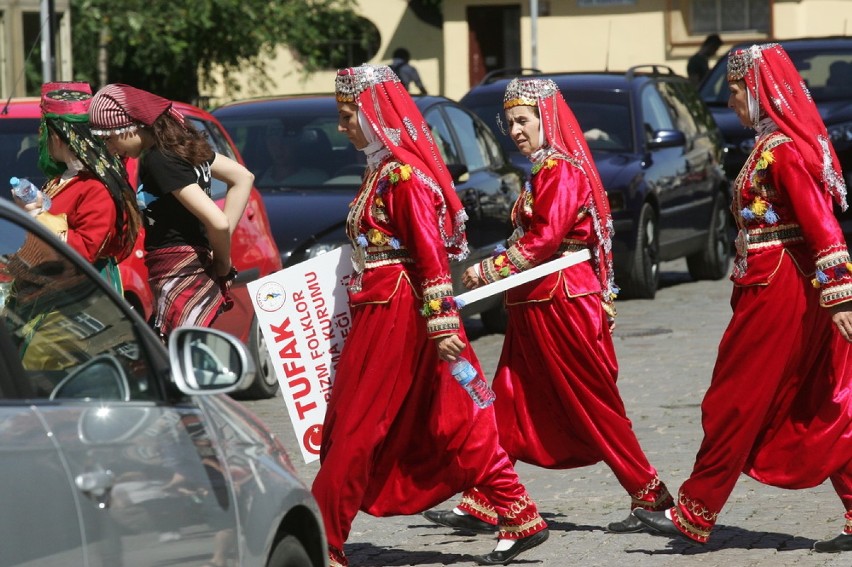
89,83,186,136
728,43,847,210
335,64,468,260
503,77,616,305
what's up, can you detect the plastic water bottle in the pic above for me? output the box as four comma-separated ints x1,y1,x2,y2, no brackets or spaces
10,176,50,213
451,357,496,409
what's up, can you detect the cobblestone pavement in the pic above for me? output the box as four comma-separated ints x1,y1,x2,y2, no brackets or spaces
244,260,850,567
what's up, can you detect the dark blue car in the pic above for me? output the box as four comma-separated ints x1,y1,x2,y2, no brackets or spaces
212,95,525,331
699,36,852,235
460,67,731,298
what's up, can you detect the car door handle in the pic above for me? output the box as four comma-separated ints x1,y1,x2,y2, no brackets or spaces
76,469,115,509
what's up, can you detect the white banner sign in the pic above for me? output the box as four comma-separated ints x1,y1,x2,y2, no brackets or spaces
247,245,353,463
455,249,591,306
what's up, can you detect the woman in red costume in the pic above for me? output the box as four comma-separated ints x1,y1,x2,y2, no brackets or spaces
12,82,140,291
311,64,549,567
634,44,852,553
424,77,673,535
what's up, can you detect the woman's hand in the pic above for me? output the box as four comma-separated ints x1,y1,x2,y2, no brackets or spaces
213,257,233,278
434,334,466,362
831,303,852,342
462,266,484,290
10,192,44,216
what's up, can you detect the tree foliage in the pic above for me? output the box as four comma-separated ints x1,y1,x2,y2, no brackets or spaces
71,0,360,104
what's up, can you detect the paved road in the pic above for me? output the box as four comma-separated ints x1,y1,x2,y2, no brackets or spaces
244,260,849,567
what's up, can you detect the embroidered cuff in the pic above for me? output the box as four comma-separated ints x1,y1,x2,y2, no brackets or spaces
426,315,460,337
479,243,532,283
421,279,460,337
812,249,852,307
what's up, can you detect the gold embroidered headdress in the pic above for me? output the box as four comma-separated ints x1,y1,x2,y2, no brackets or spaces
335,64,399,103
503,78,558,109
726,44,772,81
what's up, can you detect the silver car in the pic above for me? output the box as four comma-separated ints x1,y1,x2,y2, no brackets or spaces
0,198,327,566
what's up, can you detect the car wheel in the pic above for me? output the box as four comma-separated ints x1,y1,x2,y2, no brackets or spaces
480,303,508,334
620,202,659,299
267,535,312,567
686,189,731,280
232,316,279,400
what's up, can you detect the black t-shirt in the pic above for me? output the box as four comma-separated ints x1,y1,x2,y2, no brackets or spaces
138,148,216,250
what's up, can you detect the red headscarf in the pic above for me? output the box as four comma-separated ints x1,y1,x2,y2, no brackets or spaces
89,83,185,136
503,77,616,303
335,64,468,260
728,43,848,211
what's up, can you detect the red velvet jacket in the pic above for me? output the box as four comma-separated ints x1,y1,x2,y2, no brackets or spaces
345,158,461,339
40,173,121,263
477,153,601,305
732,132,852,307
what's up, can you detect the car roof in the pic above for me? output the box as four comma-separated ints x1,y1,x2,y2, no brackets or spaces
729,35,852,51
0,98,41,119
461,68,684,103
212,93,449,117
213,93,334,116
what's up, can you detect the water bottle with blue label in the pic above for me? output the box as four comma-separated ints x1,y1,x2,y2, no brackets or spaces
10,176,51,213
451,357,496,409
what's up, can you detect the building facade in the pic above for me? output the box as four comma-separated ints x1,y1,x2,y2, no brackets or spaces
4,1,848,103
204,0,852,103
0,0,73,98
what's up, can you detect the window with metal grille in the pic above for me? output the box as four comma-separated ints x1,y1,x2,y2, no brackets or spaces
691,0,770,34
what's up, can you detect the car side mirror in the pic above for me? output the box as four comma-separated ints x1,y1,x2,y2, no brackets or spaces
648,129,687,149
169,327,254,395
447,163,470,184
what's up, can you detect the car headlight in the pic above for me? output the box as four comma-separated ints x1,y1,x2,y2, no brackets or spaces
827,121,852,148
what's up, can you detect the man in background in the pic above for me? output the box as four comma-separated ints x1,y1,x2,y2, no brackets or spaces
390,47,428,94
687,34,723,85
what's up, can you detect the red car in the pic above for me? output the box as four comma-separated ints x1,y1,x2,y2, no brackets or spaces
0,98,283,399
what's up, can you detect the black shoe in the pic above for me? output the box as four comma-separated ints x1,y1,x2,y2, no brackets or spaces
813,533,852,553
632,509,687,539
607,512,646,533
473,528,549,565
422,509,496,534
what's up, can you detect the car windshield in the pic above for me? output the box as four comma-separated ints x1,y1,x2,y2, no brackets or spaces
700,46,852,104
464,89,634,154
216,105,363,191
0,119,46,193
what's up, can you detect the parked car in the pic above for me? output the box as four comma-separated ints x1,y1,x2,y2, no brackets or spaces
459,66,732,298
212,94,525,331
0,197,327,566
0,98,283,399
699,36,852,235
